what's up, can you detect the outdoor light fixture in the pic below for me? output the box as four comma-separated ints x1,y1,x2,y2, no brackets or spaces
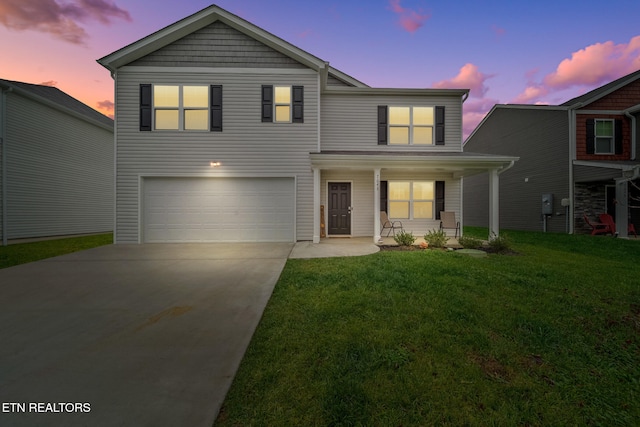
210,161,221,167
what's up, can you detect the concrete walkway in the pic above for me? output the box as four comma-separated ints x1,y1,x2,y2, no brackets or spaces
290,237,380,258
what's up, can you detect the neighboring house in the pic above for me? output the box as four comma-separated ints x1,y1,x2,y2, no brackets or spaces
97,4,516,244
0,79,114,245
464,69,640,237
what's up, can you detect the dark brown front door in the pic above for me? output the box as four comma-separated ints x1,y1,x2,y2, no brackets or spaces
328,182,351,235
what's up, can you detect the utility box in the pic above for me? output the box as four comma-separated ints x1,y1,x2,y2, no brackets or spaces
542,193,553,215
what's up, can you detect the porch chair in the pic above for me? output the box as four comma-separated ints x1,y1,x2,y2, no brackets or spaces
380,211,403,237
583,213,612,235
439,211,460,239
599,213,638,237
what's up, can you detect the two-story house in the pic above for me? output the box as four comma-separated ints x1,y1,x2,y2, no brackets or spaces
464,69,640,237
98,4,516,244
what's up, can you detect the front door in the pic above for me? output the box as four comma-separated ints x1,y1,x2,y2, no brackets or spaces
328,182,351,235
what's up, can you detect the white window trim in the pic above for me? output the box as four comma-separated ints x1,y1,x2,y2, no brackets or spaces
594,118,615,155
274,85,292,123
153,84,209,131
389,106,434,145
388,180,435,219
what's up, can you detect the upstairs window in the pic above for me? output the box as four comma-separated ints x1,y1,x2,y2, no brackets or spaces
594,119,614,154
274,86,292,122
139,84,222,132
154,85,208,130
389,106,434,145
378,105,444,145
585,118,622,156
262,85,304,123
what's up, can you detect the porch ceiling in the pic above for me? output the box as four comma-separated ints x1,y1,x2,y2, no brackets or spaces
310,151,519,177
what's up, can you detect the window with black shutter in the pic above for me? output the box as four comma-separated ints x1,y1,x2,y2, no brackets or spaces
262,85,303,123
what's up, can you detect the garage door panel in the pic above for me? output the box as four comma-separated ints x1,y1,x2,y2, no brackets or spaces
143,177,295,243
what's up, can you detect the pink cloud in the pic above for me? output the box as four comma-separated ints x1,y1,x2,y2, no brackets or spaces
0,0,131,45
432,63,495,98
513,36,640,104
543,36,640,89
96,99,114,118
511,84,549,104
39,80,58,87
388,0,430,33
491,24,505,37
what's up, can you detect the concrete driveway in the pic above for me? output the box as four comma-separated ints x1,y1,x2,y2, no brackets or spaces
0,243,293,427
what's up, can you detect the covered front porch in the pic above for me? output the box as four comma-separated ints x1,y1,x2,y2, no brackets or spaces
310,151,518,244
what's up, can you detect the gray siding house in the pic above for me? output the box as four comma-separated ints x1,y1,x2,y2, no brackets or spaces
0,79,114,245
98,5,516,244
464,69,640,237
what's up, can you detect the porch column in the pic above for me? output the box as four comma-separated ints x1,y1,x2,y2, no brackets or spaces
374,168,381,243
313,167,321,243
488,168,500,239
615,179,629,238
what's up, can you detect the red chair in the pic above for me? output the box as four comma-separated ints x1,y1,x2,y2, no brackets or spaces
598,214,616,233
583,214,612,235
599,213,638,237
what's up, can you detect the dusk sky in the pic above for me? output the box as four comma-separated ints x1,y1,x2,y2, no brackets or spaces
2,0,639,138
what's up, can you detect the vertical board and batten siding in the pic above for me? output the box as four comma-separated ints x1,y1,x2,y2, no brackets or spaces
463,107,569,233
5,93,113,239
320,170,460,237
115,70,318,243
321,93,463,151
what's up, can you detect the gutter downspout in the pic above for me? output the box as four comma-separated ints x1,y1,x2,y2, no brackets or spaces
1,86,12,246
568,103,583,234
497,160,515,175
624,104,640,160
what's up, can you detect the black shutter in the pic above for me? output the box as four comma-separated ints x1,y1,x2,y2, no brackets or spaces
261,85,273,122
292,86,304,123
615,119,623,154
435,106,445,145
586,119,595,154
210,85,223,132
140,84,152,131
378,106,388,145
380,181,388,213
435,181,445,220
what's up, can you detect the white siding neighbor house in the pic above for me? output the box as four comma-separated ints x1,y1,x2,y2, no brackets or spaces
98,4,516,244
0,79,114,245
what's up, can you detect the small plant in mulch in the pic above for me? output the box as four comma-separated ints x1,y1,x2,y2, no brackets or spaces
424,229,448,248
458,235,483,249
393,230,416,246
488,232,513,253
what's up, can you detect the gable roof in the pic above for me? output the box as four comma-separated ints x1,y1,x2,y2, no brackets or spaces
0,79,113,130
561,68,640,107
97,4,368,88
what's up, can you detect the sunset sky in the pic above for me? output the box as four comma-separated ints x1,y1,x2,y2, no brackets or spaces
1,0,639,138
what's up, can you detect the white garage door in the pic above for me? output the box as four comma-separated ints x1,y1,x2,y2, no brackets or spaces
143,177,295,243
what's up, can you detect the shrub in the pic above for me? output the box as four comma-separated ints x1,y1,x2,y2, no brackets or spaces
424,229,448,248
458,235,483,249
393,230,416,246
488,232,512,253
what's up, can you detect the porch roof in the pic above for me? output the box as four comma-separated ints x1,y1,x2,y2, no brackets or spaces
310,151,518,177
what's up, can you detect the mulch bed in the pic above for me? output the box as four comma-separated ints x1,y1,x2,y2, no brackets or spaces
377,245,518,255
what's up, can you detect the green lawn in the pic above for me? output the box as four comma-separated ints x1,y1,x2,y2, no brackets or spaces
217,229,640,426
0,233,112,269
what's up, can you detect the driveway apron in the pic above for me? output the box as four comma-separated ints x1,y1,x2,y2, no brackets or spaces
0,243,293,427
